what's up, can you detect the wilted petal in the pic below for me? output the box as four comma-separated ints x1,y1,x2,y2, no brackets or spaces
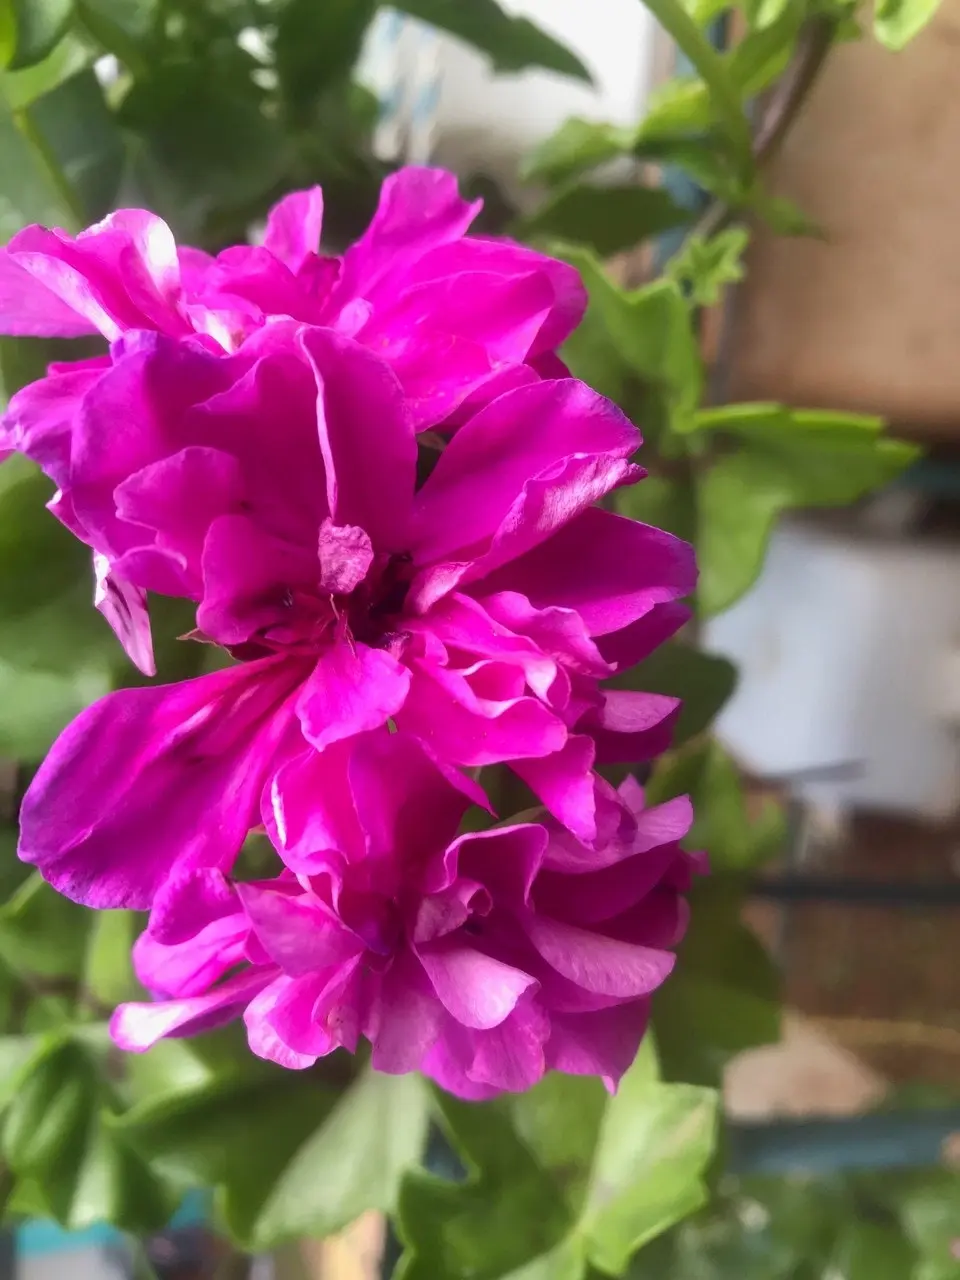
94,554,155,676
19,658,301,908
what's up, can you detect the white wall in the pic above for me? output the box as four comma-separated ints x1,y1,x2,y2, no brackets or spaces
360,1,657,188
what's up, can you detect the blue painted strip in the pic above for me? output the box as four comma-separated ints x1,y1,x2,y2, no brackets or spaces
16,1191,209,1258
728,1109,960,1175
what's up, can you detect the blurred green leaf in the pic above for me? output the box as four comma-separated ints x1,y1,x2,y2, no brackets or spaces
618,475,697,545
395,0,593,82
554,245,703,434
1,0,73,72
121,1065,428,1249
1,31,91,110
120,61,288,237
655,881,782,1085
743,0,793,30
638,0,753,181
666,228,749,306
752,191,824,238
0,461,93,620
4,1035,176,1231
522,117,636,186
0,657,111,758
398,1045,718,1279
21,67,125,221
611,643,737,746
898,1175,960,1271
274,0,377,119
77,0,157,62
521,183,690,257
830,1221,918,1278
691,406,919,615
648,738,787,870
874,0,942,48
0,872,90,979
84,910,141,1006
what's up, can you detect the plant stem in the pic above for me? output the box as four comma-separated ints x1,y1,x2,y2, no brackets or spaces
694,13,837,241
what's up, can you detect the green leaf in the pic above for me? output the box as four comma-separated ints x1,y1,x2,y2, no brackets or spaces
0,656,111,758
4,1035,176,1232
874,0,941,48
77,0,157,63
521,183,690,257
666,228,749,307
120,62,288,238
394,0,592,82
611,643,737,746
274,0,377,118
1,31,91,110
690,406,919,615
522,118,637,186
397,1046,718,1279
15,67,124,222
83,911,141,1007
0,872,90,980
743,0,793,30
752,191,824,238
553,245,702,433
635,0,753,180
655,880,782,1085
831,1221,918,1279
647,738,787,870
2,0,73,72
120,1065,429,1250
0,462,94,622
898,1175,960,1269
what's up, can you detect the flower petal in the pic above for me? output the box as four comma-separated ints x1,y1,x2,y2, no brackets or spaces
264,188,325,272
480,507,697,636
546,1002,651,1090
18,658,301,908
409,379,638,569
333,167,480,305
524,915,675,998
580,691,681,764
110,969,270,1052
236,881,362,976
296,642,411,752
417,942,537,1030
93,555,156,676
300,326,416,552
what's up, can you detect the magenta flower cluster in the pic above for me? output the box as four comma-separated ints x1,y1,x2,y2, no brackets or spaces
0,168,701,1096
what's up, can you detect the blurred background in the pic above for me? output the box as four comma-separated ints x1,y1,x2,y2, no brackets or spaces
1,0,959,1276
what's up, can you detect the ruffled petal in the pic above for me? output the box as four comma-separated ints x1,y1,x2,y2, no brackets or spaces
417,942,537,1030
264,188,325,272
479,507,697,636
19,658,301,908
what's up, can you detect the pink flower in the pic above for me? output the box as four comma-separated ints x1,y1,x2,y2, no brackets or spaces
111,731,702,1097
14,322,694,910
0,167,583,433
